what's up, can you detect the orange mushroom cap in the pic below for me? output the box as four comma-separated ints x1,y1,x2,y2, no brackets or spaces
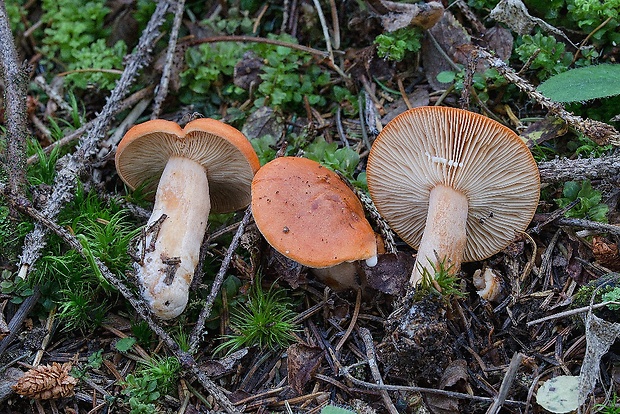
251,157,377,268
115,118,260,213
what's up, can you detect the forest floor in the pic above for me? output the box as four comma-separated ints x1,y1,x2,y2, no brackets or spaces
1,0,620,413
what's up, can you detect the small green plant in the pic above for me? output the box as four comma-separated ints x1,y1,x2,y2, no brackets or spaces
556,180,609,222
71,349,104,379
64,39,126,90
515,31,574,81
417,259,466,299
39,0,127,90
304,137,360,181
538,64,620,103
321,405,357,414
374,27,422,61
215,281,298,355
594,393,620,414
436,67,506,102
121,356,181,414
567,134,613,158
602,288,620,310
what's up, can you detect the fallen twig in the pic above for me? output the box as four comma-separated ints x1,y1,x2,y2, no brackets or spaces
475,47,620,146
527,301,620,326
0,1,28,197
486,352,523,414
2,189,241,413
18,1,170,279
189,207,253,354
538,155,620,184
151,0,185,119
358,327,399,414
332,348,525,406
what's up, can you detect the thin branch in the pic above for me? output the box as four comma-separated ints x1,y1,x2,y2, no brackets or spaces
18,1,170,278
151,0,185,119
475,47,620,146
358,327,399,414
189,207,253,354
189,35,329,58
486,353,523,414
0,0,28,197
332,348,525,406
537,155,620,184
26,86,154,165
2,188,240,413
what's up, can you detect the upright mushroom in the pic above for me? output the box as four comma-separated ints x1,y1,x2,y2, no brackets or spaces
115,118,260,319
367,106,539,286
251,157,378,290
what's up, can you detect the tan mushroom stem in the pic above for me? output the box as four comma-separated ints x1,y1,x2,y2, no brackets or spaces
411,184,468,286
139,156,211,319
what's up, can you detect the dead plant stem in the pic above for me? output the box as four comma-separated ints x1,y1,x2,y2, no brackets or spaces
189,207,253,354
151,0,185,119
18,2,170,278
0,0,28,197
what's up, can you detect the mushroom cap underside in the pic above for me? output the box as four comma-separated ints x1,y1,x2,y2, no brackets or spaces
115,118,260,213
367,106,540,262
251,156,377,268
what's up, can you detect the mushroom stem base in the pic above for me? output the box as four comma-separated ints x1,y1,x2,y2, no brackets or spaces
411,184,468,286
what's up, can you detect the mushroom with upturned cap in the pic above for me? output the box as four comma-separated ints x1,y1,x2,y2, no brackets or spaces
115,118,260,319
367,106,540,286
251,157,378,290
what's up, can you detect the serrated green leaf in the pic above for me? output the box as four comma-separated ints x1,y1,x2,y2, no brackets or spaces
537,64,620,102
115,337,136,352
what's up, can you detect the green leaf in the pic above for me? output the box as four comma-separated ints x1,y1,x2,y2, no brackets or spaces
562,181,581,200
436,71,456,83
115,337,137,352
537,64,620,102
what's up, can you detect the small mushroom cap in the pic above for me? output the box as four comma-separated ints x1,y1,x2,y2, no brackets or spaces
251,157,377,268
367,106,540,262
115,118,260,213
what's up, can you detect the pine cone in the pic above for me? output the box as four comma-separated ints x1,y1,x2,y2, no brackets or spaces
13,362,78,400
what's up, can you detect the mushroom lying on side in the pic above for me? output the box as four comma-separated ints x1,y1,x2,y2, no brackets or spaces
251,157,378,290
367,106,540,286
115,118,260,319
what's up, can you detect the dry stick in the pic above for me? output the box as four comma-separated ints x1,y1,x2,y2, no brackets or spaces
27,87,154,165
358,327,399,414
17,1,170,279
332,348,525,406
527,301,620,326
485,352,523,414
34,75,73,113
551,216,620,238
0,0,28,197
334,289,361,353
189,207,253,354
0,286,41,356
151,0,185,119
189,35,328,58
537,155,620,184
3,191,240,413
474,47,620,146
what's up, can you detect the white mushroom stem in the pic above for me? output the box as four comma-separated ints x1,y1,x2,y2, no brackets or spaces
138,156,211,319
411,184,468,286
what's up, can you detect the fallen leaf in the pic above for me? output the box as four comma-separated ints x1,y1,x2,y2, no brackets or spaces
287,343,323,395
521,117,569,148
241,106,285,141
362,252,414,296
425,359,469,414
234,51,264,90
421,12,472,91
201,349,248,377
483,26,514,62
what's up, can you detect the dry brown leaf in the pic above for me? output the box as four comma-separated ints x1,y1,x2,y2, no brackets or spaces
362,252,414,296
287,343,323,395
421,12,472,91
425,359,470,414
374,0,444,32
13,362,78,400
592,236,620,271
234,51,264,91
